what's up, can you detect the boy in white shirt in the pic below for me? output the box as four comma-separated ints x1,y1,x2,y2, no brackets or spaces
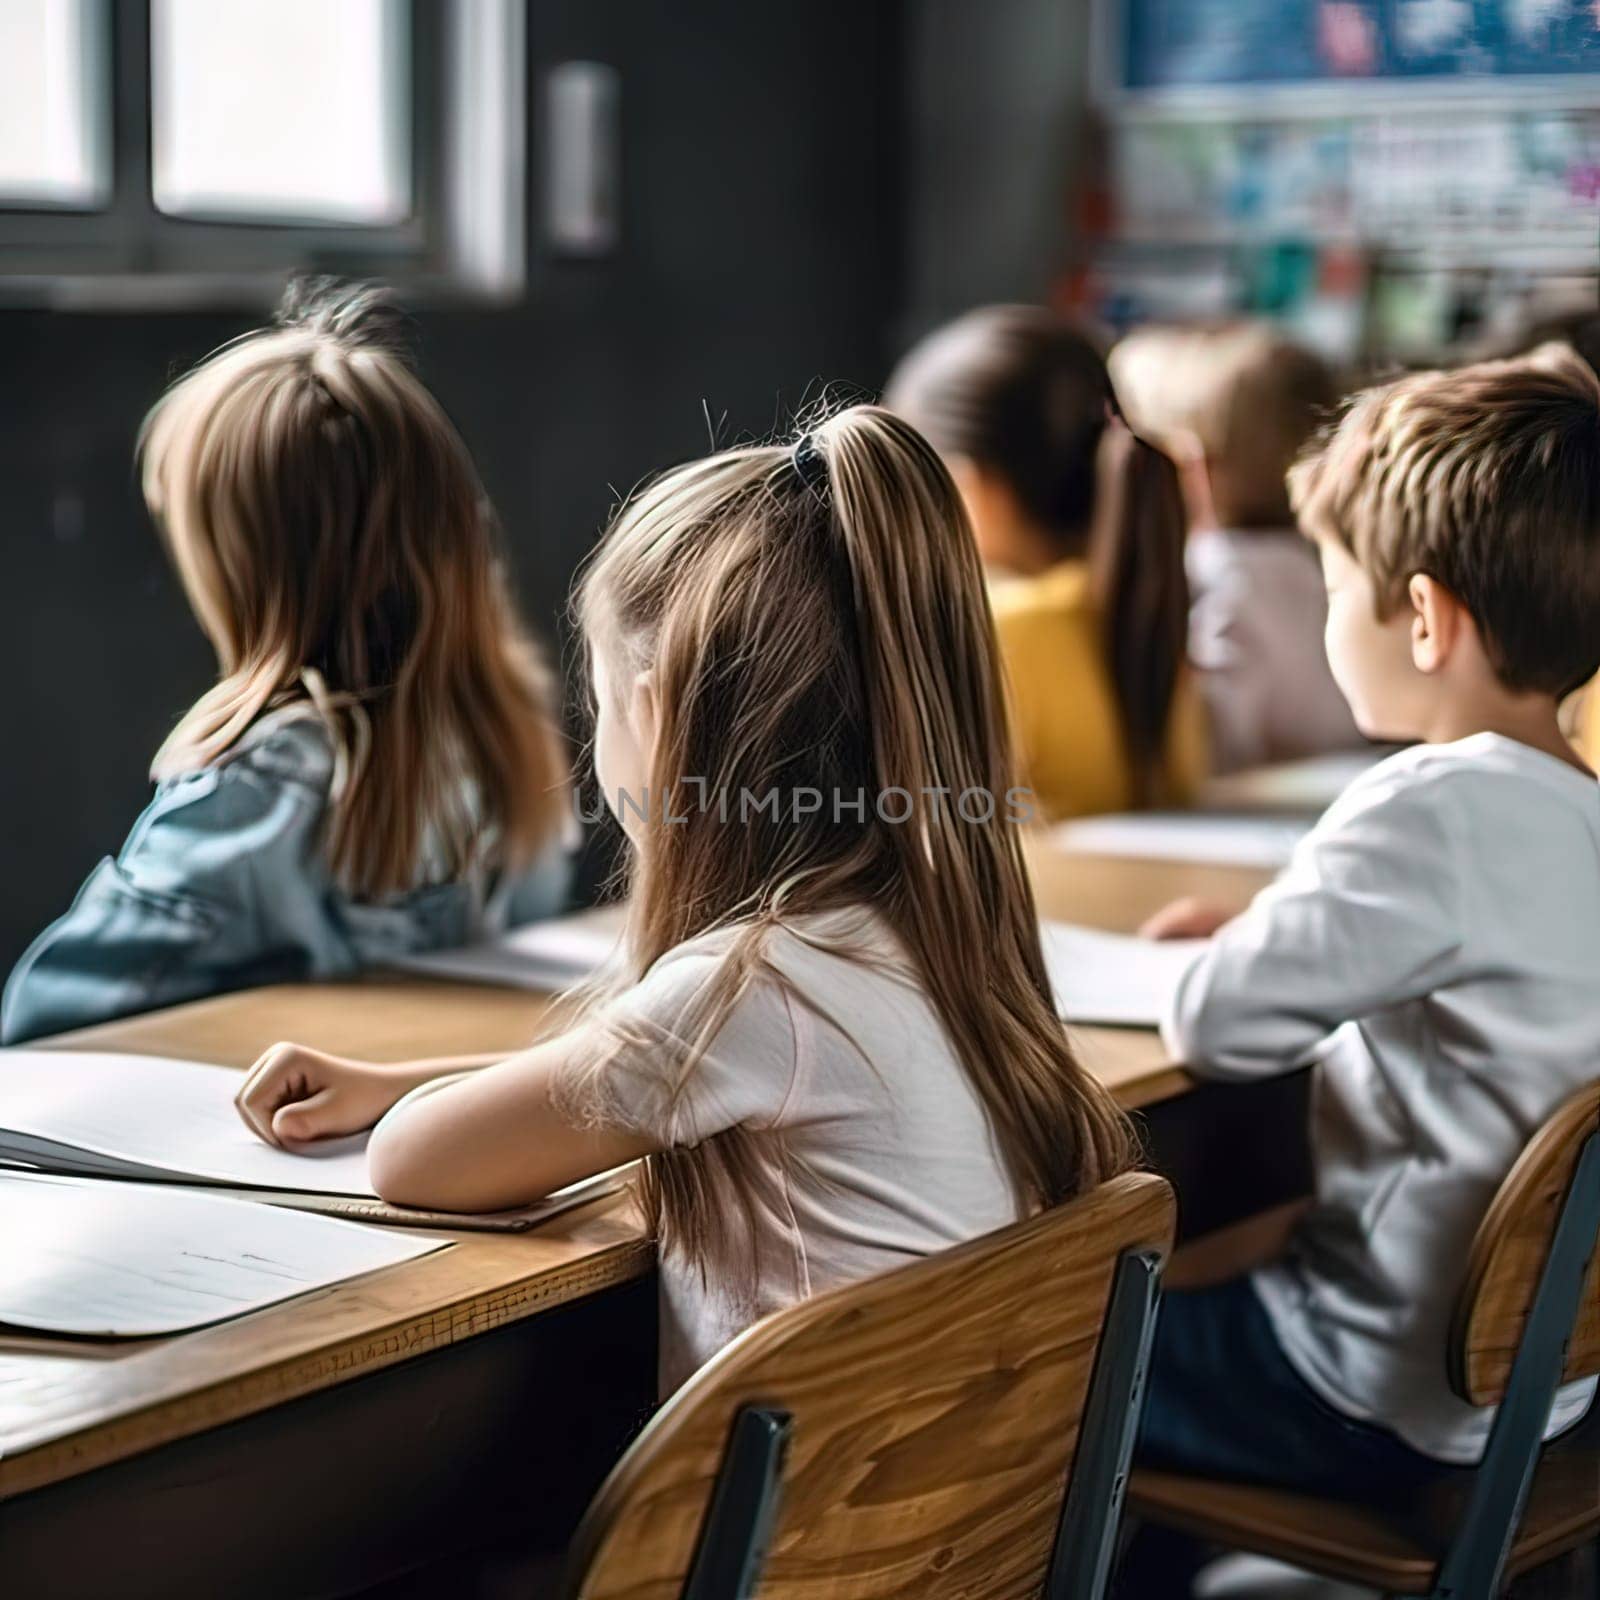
1136,346,1600,1501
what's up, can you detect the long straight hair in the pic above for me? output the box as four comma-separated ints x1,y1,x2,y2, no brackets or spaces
573,405,1137,1265
140,281,567,897
886,305,1189,807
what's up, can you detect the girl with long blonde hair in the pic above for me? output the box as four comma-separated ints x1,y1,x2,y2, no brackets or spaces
2,282,570,1044
234,405,1136,1390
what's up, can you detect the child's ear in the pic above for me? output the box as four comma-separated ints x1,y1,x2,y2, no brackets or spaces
630,669,661,753
1408,574,1461,675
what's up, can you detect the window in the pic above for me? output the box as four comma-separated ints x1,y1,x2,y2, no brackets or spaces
0,0,109,208
152,0,409,226
0,0,523,303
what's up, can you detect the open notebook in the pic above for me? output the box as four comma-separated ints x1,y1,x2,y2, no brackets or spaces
0,1050,625,1232
1049,810,1309,870
1,1169,443,1338
1040,922,1205,1029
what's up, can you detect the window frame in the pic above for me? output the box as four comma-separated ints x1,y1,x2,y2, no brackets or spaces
0,0,524,306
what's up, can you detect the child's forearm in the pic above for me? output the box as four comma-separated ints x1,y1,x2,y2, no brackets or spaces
356,1054,509,1116
382,1067,481,1119
381,1051,507,1081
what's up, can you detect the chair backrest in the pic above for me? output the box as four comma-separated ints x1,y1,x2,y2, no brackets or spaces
564,1170,1175,1600
1451,1081,1600,1406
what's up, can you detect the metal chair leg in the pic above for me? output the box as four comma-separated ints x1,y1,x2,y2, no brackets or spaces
1046,1248,1165,1600
680,1404,793,1600
1425,1132,1600,1600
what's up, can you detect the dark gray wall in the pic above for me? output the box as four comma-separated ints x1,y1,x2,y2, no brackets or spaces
901,0,1092,342
0,0,905,973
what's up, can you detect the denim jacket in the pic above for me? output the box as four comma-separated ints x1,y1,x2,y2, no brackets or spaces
2,711,572,1044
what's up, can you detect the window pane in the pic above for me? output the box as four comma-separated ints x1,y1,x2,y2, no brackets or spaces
152,0,409,225
0,0,108,208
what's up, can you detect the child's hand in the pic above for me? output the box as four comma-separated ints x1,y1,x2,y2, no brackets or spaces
235,1043,412,1150
1139,896,1240,940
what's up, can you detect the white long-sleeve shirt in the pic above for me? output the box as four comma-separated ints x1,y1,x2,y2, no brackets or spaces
1187,528,1364,774
1164,734,1600,1463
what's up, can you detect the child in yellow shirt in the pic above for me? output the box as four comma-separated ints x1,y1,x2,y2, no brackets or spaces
887,305,1205,818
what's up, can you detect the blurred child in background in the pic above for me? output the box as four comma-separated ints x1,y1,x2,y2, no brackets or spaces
887,305,1205,818
1112,321,1363,773
3,283,571,1043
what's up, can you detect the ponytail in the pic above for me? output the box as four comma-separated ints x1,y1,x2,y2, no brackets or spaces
1090,423,1189,808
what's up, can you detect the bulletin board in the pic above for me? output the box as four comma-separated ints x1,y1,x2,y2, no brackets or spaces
1084,1,1600,362
1099,1,1600,113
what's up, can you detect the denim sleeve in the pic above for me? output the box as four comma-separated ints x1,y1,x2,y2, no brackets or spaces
1,760,330,1044
501,832,575,926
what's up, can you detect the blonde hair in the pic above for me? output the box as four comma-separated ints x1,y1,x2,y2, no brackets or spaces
141,281,567,898
1290,344,1600,698
573,405,1138,1264
1111,321,1336,528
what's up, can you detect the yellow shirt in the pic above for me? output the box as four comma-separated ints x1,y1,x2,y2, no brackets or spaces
989,559,1208,820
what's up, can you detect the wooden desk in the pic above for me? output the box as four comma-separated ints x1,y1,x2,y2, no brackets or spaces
1023,828,1274,1110
3,979,658,1599
4,848,1297,1598
1024,833,1272,937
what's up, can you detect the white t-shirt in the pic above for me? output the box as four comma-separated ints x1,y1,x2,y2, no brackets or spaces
1186,528,1363,774
577,908,1021,1393
1164,734,1600,1463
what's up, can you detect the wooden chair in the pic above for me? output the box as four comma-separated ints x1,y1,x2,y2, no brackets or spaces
561,1170,1176,1600
1129,1081,1600,1599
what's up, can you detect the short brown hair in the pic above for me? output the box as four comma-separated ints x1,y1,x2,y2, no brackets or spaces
1290,346,1600,697
1111,321,1337,527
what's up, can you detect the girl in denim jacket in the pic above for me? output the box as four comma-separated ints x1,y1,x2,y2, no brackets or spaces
4,283,571,1043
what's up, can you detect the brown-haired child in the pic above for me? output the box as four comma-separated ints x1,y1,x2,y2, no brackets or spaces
1137,346,1600,1505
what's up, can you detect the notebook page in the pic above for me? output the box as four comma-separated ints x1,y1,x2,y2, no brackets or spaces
1041,922,1206,1028
0,1051,374,1195
1049,811,1309,869
0,1170,442,1337
394,904,627,991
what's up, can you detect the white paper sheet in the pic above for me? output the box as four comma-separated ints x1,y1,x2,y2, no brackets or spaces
0,1170,442,1337
0,1051,375,1195
1041,922,1206,1028
393,904,627,991
1049,811,1309,869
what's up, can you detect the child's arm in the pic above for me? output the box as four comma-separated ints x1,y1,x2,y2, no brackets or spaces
1164,778,1466,1079
366,1039,656,1212
233,1043,506,1148
237,949,797,1214
233,1031,657,1212
2,763,319,1045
